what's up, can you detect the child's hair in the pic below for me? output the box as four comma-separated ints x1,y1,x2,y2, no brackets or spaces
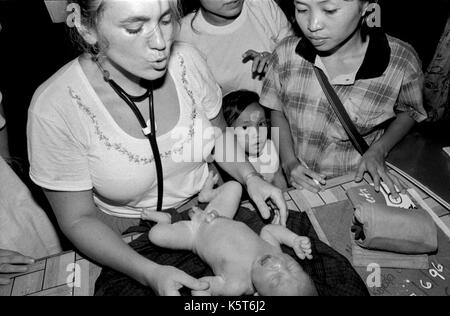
222,90,261,126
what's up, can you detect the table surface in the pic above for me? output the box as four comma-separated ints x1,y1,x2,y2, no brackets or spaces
2,173,450,297
388,124,450,209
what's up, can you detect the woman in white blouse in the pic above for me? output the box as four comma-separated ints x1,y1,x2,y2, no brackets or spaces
27,0,286,296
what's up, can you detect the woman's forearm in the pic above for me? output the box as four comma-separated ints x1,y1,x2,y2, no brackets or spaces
271,110,298,172
214,128,255,184
62,215,157,286
370,112,416,156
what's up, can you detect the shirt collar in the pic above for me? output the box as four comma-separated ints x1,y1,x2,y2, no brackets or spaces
295,28,391,81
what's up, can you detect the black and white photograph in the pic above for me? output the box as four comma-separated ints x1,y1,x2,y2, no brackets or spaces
0,0,449,300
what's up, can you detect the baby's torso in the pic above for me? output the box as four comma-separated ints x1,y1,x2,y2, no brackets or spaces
192,217,275,295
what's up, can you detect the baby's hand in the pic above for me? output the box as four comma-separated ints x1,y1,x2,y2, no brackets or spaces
293,236,313,260
198,171,220,203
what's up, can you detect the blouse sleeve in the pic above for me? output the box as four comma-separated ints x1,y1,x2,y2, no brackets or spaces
266,0,294,44
260,47,283,112
395,48,428,122
27,108,93,192
183,44,223,120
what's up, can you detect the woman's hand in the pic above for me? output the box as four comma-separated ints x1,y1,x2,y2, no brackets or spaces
286,160,326,194
146,264,209,296
242,50,272,80
0,249,35,285
355,146,407,199
246,175,288,227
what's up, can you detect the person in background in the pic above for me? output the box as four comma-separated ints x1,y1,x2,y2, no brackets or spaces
0,92,62,286
223,90,287,190
0,92,9,159
177,0,293,96
261,0,427,197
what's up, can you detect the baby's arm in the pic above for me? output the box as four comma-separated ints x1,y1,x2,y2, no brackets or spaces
260,225,313,260
148,221,196,251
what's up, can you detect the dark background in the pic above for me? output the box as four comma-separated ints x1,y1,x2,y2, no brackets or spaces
0,0,449,160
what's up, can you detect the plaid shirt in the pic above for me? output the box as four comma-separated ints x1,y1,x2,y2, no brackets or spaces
260,29,427,178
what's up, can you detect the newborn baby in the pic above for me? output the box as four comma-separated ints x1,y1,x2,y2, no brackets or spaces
148,173,317,296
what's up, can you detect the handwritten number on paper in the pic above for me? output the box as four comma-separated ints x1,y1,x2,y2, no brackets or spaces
420,280,433,290
429,262,446,281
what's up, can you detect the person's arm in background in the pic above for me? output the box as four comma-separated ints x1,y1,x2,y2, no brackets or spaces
355,112,416,197
0,250,35,286
210,110,288,227
242,0,294,80
271,110,326,193
0,92,10,159
355,48,427,198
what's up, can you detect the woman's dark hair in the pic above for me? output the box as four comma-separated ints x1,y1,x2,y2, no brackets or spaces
223,90,261,126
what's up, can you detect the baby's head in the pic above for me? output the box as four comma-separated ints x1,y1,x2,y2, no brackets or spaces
223,90,269,157
251,253,317,296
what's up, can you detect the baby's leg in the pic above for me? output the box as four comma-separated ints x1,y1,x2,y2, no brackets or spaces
198,171,221,203
205,181,242,219
148,221,196,251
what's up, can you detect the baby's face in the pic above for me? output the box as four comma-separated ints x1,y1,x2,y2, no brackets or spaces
251,253,311,296
233,103,268,157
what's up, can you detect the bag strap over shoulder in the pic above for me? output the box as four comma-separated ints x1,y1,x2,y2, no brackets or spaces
313,66,370,155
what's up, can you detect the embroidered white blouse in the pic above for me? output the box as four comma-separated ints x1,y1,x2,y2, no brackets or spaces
27,43,222,218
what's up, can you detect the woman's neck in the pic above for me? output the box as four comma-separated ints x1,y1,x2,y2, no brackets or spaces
94,56,148,96
200,8,240,26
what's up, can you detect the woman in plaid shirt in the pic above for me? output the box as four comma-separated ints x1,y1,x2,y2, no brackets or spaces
260,0,427,197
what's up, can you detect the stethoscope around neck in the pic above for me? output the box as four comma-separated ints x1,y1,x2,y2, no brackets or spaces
96,59,164,214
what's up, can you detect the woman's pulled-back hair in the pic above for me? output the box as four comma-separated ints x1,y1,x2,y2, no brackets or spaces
68,0,183,54
67,0,106,54
223,90,260,127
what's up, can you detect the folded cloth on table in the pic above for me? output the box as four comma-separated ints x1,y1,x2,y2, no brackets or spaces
95,208,369,296
352,202,438,254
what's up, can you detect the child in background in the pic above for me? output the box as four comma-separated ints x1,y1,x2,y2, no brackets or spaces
177,0,293,96
223,90,287,190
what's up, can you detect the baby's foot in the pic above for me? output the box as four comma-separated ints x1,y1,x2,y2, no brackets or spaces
293,236,313,260
141,209,172,224
199,171,220,203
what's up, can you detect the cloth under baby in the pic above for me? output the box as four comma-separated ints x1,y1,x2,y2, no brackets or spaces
148,181,317,296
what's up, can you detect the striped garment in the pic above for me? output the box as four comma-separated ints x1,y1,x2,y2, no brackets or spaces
260,29,427,178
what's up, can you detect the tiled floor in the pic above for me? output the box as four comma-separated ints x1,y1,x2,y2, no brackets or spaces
3,175,450,296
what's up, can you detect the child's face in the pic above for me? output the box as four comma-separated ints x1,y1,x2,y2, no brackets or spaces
251,253,310,296
232,102,268,157
295,0,368,52
200,0,244,24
